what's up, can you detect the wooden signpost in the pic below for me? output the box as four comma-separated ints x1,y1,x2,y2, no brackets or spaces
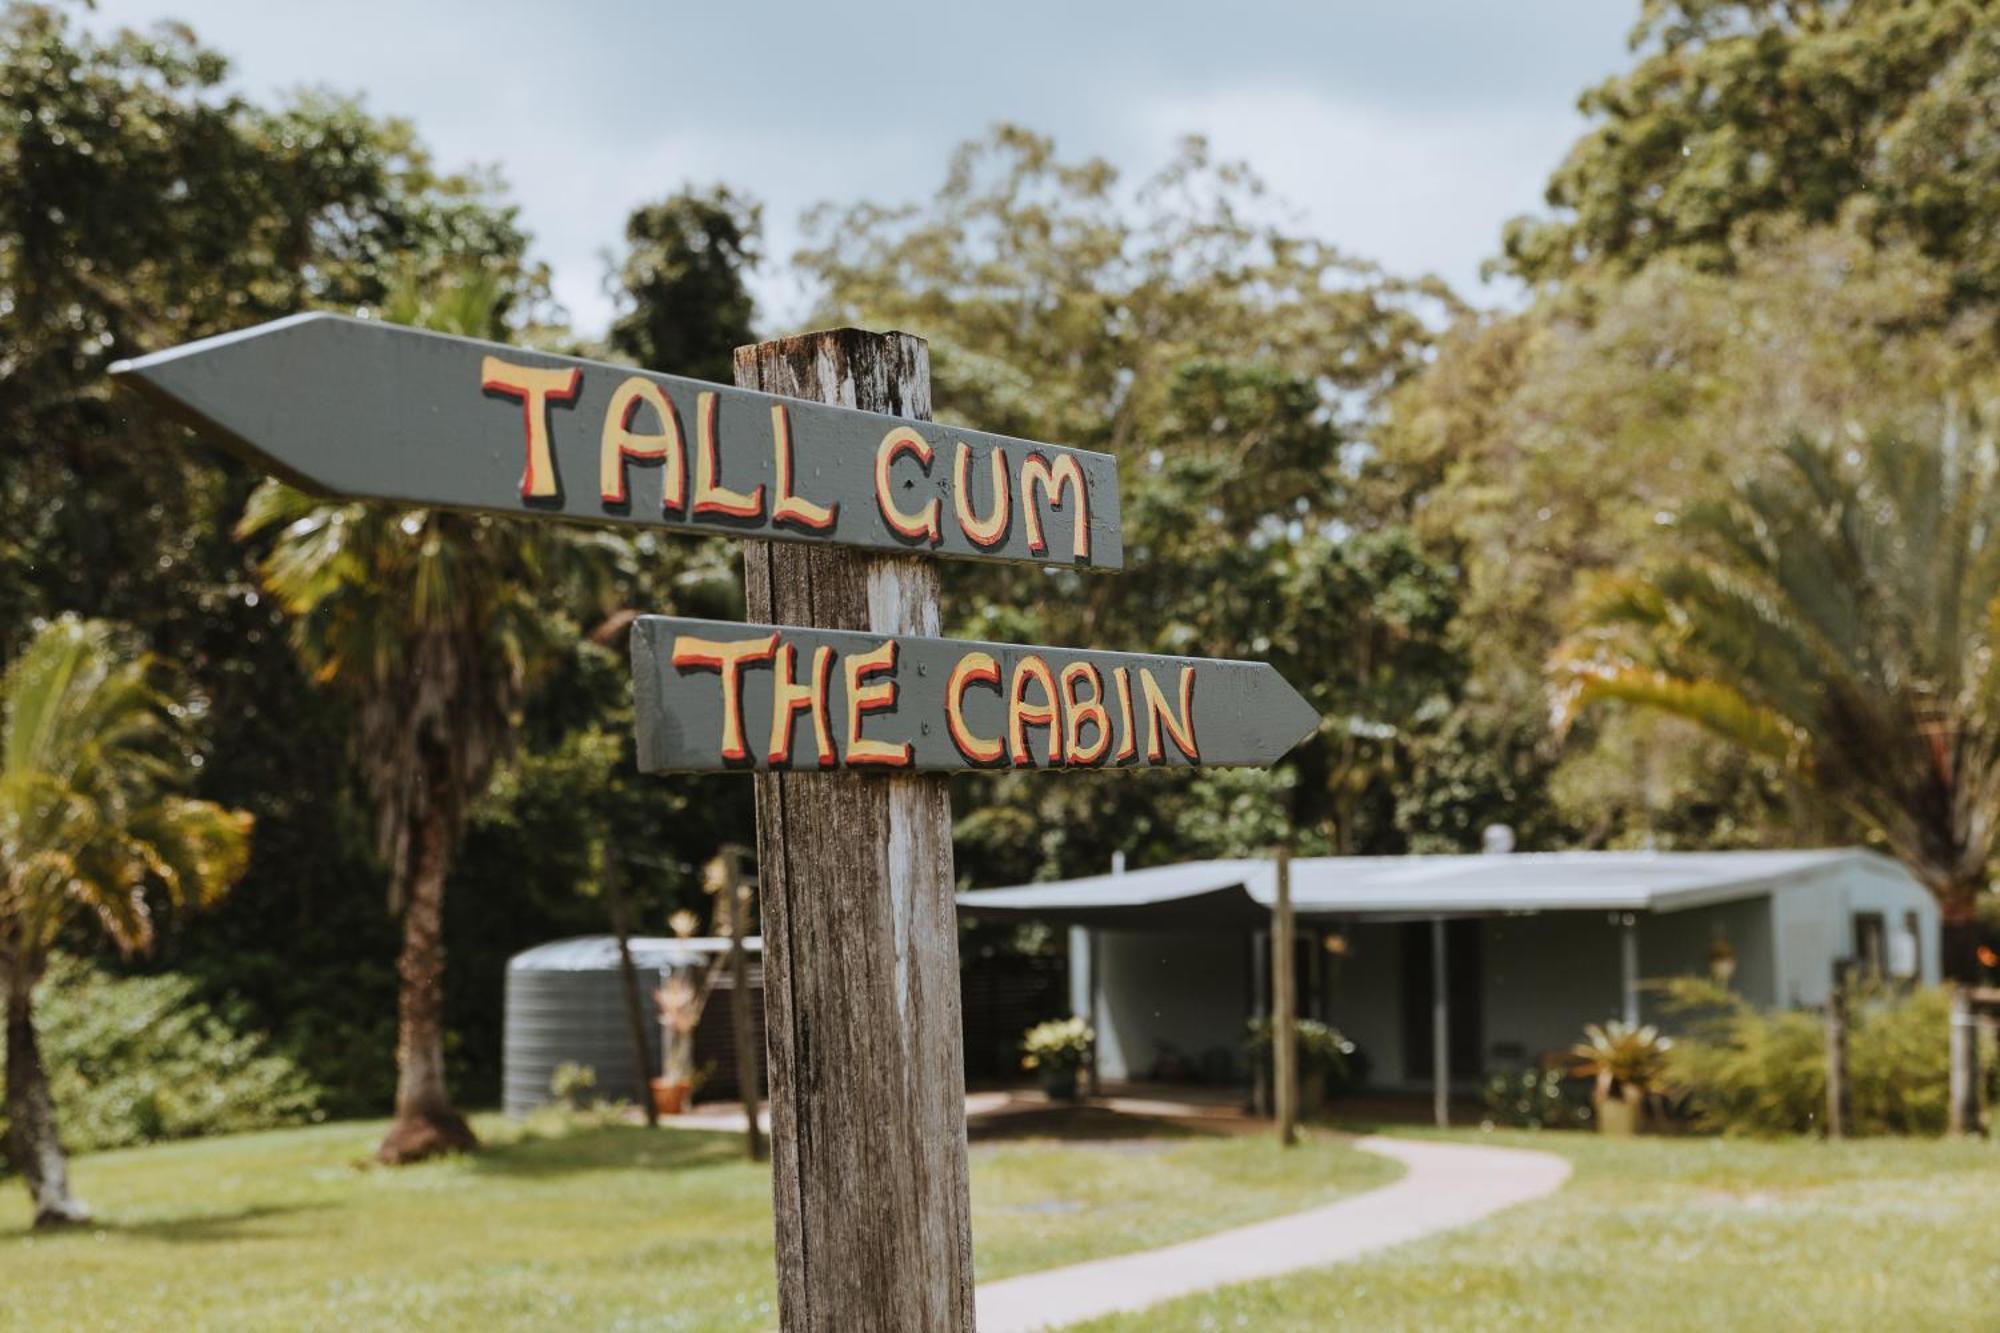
109,313,1122,567
115,315,1321,1333
630,617,1318,774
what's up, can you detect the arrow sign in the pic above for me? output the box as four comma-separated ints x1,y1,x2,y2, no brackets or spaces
109,313,1123,569
631,617,1319,774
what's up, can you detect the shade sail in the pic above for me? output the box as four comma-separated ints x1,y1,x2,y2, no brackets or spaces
955,859,1271,929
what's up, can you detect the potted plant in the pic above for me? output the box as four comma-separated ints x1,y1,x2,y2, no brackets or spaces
653,969,705,1115
1020,1017,1094,1101
1246,1018,1359,1116
1570,1020,1672,1135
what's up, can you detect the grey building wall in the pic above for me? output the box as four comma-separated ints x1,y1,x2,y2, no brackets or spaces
1093,929,1251,1082
1321,901,1778,1090
1772,860,1939,1005
1079,863,1938,1094
1319,921,1405,1084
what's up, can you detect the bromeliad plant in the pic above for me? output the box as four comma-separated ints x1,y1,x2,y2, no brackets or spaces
1571,1020,1673,1134
1020,1017,1094,1099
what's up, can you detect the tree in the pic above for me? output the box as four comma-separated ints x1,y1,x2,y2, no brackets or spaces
0,2,551,1114
0,616,250,1225
606,186,760,382
1501,0,2000,299
798,126,1470,876
238,271,606,1163
1554,417,2000,977
1384,219,1992,849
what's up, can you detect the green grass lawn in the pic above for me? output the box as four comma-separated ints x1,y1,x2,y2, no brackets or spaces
0,1111,1390,1330
1080,1129,2000,1332
9,1115,1996,1331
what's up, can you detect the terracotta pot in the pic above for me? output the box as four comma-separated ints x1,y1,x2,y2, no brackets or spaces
650,1078,690,1116
1595,1094,1641,1136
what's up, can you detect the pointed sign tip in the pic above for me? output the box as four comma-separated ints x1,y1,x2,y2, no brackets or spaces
1267,671,1322,758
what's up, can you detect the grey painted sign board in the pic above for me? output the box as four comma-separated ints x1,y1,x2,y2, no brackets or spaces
109,313,1123,569
632,616,1319,774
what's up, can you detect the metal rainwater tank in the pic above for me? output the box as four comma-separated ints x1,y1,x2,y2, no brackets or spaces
502,935,762,1118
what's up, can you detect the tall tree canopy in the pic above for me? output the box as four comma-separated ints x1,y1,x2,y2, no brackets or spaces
1502,0,2000,299
0,2,561,1114
799,127,1485,877
606,185,761,382
1387,0,2000,852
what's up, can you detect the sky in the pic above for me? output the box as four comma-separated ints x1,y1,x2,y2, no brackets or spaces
84,1,1636,336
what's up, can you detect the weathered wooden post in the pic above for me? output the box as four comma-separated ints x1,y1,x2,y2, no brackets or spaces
1949,985,1982,1136
734,329,973,1331
1824,961,1849,1141
1273,844,1298,1146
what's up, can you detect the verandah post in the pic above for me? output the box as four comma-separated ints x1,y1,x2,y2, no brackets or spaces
734,329,974,1331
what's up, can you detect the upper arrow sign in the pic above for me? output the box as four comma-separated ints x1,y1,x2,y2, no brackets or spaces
631,617,1320,774
110,313,1123,569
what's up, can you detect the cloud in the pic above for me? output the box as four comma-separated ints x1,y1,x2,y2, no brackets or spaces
78,0,1617,337
1120,85,1585,304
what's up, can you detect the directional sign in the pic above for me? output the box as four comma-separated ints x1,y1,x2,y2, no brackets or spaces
631,616,1319,774
109,313,1123,568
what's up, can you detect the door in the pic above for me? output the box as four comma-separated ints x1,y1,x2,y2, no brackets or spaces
1399,919,1484,1083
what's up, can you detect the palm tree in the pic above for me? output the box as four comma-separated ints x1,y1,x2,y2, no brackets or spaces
238,270,605,1163
1554,415,2000,978
1,616,251,1225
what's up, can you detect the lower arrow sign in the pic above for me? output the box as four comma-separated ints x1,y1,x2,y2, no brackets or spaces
631,617,1319,773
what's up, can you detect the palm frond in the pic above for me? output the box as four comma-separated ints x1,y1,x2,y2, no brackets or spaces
0,616,251,973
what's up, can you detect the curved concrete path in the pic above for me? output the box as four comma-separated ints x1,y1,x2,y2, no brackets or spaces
975,1134,1571,1332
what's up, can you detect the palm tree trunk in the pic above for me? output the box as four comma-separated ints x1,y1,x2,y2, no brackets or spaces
376,804,477,1164
4,971,88,1226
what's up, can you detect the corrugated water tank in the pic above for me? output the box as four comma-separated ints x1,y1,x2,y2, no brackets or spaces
502,934,762,1117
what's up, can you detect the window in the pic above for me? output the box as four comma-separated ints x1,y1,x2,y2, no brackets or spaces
1853,912,1887,980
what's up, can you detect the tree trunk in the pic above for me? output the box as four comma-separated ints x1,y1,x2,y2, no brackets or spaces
5,973,89,1226
377,803,477,1164
1940,882,1985,985
604,861,659,1127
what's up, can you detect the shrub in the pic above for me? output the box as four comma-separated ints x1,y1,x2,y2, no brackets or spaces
1245,1018,1362,1089
1020,1017,1093,1076
1483,1068,1593,1130
1847,984,1957,1136
1,955,322,1161
1659,976,1987,1136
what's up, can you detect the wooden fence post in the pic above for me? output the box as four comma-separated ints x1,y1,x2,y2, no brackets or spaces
1824,961,1849,1141
1273,846,1298,1146
1949,986,1982,1137
734,330,974,1331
